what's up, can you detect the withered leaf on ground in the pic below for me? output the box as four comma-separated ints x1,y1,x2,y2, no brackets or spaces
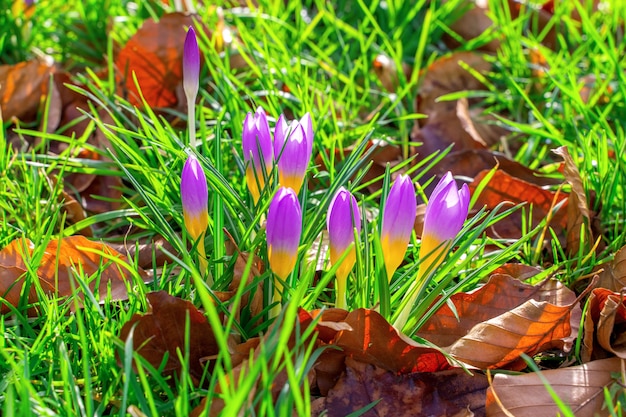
469,169,568,240
0,236,144,313
486,357,622,417
416,273,575,348
311,357,488,417
0,59,54,123
116,12,202,109
595,244,626,292
553,146,595,256
582,288,626,361
333,308,452,374
119,291,218,381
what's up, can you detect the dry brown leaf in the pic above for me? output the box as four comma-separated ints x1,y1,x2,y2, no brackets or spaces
311,357,488,417
116,13,200,108
417,52,491,119
553,146,594,256
485,357,623,417
372,53,413,93
583,288,626,361
333,308,452,374
469,169,568,240
491,263,543,281
0,236,144,312
596,245,626,292
445,286,582,370
119,291,218,381
416,274,576,349
0,59,54,122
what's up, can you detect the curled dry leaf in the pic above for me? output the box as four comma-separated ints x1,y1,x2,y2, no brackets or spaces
0,236,145,313
595,244,626,292
486,357,623,417
582,288,626,361
553,146,595,256
119,291,218,381
469,169,568,240
311,357,488,417
417,274,582,370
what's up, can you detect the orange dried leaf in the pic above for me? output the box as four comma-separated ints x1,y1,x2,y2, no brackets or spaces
0,59,54,122
582,288,626,361
469,169,568,239
0,236,143,312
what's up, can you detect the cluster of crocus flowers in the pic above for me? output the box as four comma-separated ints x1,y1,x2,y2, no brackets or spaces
242,109,313,203
180,153,210,283
380,175,417,280
266,187,302,315
394,172,470,330
327,187,361,309
183,26,200,149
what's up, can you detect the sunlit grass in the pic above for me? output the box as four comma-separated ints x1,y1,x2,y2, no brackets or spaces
1,0,626,415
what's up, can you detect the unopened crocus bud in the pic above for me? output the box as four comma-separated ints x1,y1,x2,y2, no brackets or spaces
274,115,312,193
180,153,210,283
417,172,470,283
183,26,200,149
394,172,469,330
380,175,417,280
242,108,273,203
327,187,361,309
267,187,302,280
183,26,200,105
181,154,208,240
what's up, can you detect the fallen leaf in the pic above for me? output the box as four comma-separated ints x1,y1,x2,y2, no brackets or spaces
0,59,54,123
595,244,626,292
119,291,218,381
582,288,626,361
416,274,576,349
486,357,622,417
116,12,201,108
311,357,488,417
469,169,568,240
553,146,595,256
334,308,452,374
372,53,413,93
0,236,144,313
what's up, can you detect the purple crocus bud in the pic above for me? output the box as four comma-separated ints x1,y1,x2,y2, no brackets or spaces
180,154,208,241
418,172,470,278
183,26,200,107
380,175,417,280
327,187,360,308
273,115,312,193
266,187,302,280
242,107,273,203
299,112,314,157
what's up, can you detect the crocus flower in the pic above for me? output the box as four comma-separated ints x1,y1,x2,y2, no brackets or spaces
183,26,200,149
393,172,469,330
417,172,470,283
273,115,313,193
267,187,302,280
327,187,361,309
242,108,273,203
181,154,208,240
183,26,200,106
180,153,210,282
380,175,417,280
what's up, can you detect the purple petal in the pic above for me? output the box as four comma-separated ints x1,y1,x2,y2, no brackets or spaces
267,187,302,278
422,172,469,242
327,187,361,255
242,108,273,171
382,175,417,242
181,154,208,216
183,26,200,103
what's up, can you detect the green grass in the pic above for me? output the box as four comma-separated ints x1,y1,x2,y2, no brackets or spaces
1,0,626,415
